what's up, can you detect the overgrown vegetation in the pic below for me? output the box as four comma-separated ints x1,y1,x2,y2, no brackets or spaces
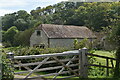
74,38,92,50
1,52,14,80
3,47,69,56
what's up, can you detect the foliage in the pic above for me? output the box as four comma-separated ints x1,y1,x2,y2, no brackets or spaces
1,52,14,80
2,13,16,31
2,10,37,31
1,2,117,32
1,2,120,47
33,21,42,28
88,50,114,77
74,38,91,49
111,21,120,77
30,2,119,31
4,46,69,56
3,26,18,47
13,28,34,46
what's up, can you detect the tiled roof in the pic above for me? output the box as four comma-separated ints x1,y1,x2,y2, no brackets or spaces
38,24,96,38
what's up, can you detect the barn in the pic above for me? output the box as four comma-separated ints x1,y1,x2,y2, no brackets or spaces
30,24,96,48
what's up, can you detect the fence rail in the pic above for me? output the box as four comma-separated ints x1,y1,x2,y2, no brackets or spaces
86,53,116,60
7,48,116,80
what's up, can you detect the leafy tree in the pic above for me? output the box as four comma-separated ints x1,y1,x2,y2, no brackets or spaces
110,21,120,77
2,10,36,31
84,3,112,31
14,19,28,31
16,10,30,20
2,13,16,31
3,26,18,46
14,28,34,46
65,6,86,26
14,10,36,31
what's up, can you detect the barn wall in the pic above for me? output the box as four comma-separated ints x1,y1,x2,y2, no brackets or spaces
30,30,95,48
30,30,48,47
49,38,83,48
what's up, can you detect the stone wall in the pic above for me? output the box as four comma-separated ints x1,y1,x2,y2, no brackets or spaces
30,30,48,47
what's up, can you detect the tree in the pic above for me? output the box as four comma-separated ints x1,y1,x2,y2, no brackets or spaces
3,26,18,46
65,6,87,26
14,10,36,31
2,13,16,31
14,28,34,46
110,21,120,77
16,10,30,21
84,2,112,31
14,19,28,31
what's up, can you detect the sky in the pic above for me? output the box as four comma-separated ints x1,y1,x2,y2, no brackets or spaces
0,0,69,16
0,0,119,16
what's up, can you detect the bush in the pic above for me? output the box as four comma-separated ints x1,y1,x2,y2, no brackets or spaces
1,52,14,80
74,38,91,49
6,47,69,56
13,28,34,46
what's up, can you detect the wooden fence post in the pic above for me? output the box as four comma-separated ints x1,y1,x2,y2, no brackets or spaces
7,52,14,60
106,58,109,76
79,48,88,78
7,52,14,79
79,49,81,76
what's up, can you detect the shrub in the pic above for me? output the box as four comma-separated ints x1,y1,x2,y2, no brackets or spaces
6,47,69,56
1,52,14,80
74,38,91,49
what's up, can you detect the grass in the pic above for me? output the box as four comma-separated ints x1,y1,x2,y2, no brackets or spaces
64,78,120,80
94,50,115,58
92,50,115,66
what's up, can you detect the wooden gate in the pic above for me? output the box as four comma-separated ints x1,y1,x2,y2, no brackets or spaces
12,48,88,80
7,48,116,80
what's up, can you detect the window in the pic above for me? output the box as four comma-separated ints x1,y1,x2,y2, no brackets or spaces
36,30,41,36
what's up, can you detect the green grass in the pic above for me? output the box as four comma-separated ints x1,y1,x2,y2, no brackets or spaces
64,78,120,80
94,50,115,58
92,50,115,66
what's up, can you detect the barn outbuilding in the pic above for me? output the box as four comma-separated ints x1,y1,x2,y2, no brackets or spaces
30,24,96,48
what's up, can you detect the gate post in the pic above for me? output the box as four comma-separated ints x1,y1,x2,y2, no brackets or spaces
7,52,14,79
7,52,14,60
79,48,88,78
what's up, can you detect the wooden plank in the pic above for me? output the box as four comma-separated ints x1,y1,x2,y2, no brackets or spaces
23,57,49,80
14,60,32,70
53,56,76,79
14,52,80,59
86,53,116,60
106,58,109,76
37,63,79,72
53,57,79,77
15,63,79,74
14,58,79,67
